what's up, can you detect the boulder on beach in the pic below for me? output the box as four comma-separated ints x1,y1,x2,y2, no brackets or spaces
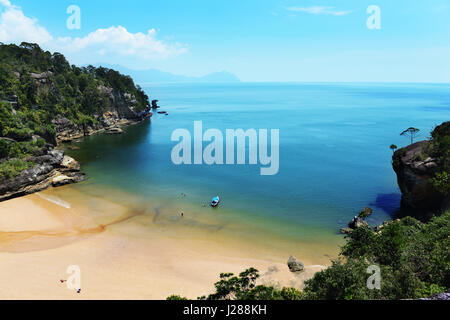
287,256,304,273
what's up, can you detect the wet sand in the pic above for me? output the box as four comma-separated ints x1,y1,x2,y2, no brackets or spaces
0,186,340,300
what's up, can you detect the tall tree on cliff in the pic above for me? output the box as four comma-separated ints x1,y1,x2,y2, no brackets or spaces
401,127,420,145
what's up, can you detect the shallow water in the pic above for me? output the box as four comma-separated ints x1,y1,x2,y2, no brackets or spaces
64,82,450,245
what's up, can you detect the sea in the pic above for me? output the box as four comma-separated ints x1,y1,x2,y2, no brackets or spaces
64,82,450,246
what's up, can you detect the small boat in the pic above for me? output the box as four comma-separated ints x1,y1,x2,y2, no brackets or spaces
211,196,220,207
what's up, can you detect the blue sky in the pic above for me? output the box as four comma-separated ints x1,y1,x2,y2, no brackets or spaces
1,0,449,82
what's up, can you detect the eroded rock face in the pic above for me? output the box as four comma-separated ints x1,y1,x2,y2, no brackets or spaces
51,174,77,187
0,147,85,201
393,141,447,220
30,71,53,84
60,155,81,171
52,115,83,142
98,85,145,120
52,87,152,143
0,72,153,201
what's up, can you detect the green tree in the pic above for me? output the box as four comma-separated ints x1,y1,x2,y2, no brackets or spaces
390,144,398,154
166,295,188,300
401,127,420,145
196,268,303,301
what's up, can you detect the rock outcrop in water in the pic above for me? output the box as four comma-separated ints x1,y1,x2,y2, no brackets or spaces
151,100,160,109
340,207,373,234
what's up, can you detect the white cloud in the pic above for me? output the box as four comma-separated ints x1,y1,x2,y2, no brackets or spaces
57,26,187,60
0,6,53,44
0,0,11,8
0,1,187,68
286,6,352,16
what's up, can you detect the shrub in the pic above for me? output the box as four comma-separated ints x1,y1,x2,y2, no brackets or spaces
0,158,33,181
0,139,9,159
304,212,450,300
192,268,303,301
303,259,377,300
4,127,33,141
431,172,450,197
166,295,188,301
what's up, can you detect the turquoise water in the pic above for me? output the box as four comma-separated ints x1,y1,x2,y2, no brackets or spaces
66,83,450,240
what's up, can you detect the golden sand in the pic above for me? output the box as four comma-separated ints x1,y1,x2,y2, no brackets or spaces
0,186,340,300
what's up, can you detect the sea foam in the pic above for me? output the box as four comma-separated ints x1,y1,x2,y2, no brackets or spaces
37,193,71,209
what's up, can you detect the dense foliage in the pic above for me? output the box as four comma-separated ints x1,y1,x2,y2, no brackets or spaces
170,211,449,300
303,211,449,300
0,42,149,181
167,268,304,301
429,121,450,196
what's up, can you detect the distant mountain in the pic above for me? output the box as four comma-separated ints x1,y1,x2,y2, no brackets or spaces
95,65,240,85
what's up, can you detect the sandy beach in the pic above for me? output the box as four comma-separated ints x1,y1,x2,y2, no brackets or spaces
0,186,340,300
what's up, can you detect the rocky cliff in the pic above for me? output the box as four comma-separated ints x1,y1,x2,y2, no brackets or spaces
0,144,84,201
53,85,152,143
0,88,152,200
393,138,449,220
0,43,154,201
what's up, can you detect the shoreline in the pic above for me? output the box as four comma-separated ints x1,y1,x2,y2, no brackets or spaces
0,116,152,203
0,185,340,300
55,116,151,144
0,108,341,299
